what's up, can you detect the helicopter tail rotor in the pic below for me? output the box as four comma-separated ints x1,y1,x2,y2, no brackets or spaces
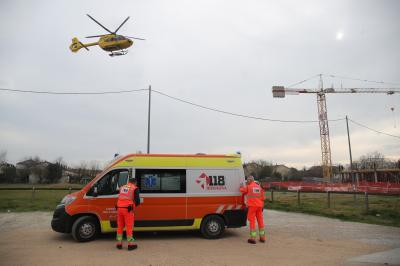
69,37,89,52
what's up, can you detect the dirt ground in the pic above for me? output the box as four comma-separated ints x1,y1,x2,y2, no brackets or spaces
0,210,399,266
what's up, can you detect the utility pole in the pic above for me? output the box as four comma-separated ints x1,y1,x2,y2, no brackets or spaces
147,85,151,154
345,115,354,184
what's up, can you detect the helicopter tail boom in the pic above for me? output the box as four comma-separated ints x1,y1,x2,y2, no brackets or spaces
69,37,96,52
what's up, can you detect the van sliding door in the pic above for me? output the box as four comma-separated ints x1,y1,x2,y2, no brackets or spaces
134,169,188,227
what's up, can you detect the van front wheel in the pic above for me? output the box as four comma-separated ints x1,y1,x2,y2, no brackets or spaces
200,215,225,239
71,216,99,242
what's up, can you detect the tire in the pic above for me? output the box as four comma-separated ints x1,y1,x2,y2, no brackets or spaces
200,215,225,239
71,216,99,242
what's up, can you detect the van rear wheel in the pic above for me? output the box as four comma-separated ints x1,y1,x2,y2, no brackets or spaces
200,215,225,239
71,216,99,242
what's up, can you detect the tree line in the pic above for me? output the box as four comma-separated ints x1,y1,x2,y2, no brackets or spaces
0,150,398,183
243,151,399,181
0,151,102,184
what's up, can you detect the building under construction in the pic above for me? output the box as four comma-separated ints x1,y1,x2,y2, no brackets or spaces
339,163,400,183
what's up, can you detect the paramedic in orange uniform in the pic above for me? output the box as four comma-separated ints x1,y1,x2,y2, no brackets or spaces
240,175,265,244
116,177,140,250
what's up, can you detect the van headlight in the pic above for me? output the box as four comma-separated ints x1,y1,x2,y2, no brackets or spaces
59,195,76,206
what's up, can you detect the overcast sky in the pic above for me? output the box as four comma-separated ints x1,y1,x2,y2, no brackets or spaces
0,0,399,168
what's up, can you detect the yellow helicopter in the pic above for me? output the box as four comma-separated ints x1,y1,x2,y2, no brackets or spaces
69,14,145,57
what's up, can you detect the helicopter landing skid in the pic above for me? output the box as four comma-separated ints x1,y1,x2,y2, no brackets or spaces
109,50,128,57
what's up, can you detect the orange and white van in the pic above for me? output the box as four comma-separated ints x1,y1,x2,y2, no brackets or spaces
51,153,247,242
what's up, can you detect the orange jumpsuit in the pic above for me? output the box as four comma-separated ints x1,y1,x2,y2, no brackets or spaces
116,183,138,247
240,181,265,241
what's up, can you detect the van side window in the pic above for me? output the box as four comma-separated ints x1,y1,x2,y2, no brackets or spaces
90,169,129,196
136,169,186,193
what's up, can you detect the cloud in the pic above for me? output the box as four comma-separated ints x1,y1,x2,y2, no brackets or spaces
0,0,399,169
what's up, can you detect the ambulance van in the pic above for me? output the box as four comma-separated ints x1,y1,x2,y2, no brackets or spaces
51,153,247,242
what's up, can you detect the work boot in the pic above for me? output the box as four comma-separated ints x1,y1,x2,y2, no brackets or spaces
247,238,256,244
116,233,123,249
259,229,266,243
248,230,257,244
127,236,137,251
128,243,137,250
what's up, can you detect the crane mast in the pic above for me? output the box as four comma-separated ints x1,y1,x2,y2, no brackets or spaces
317,91,333,180
272,80,400,182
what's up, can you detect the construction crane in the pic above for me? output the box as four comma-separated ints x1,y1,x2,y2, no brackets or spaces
272,75,400,181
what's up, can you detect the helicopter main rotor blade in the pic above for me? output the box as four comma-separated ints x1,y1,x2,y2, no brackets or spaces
85,34,108,38
86,14,113,34
124,36,146,40
114,16,130,34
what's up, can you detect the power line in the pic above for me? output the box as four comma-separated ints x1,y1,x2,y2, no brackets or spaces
6,86,396,129
0,86,346,123
152,89,345,123
0,87,148,95
349,118,400,139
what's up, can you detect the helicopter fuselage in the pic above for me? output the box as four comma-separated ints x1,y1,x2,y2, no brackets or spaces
98,34,133,52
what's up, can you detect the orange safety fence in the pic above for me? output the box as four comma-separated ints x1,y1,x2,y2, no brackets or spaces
261,181,400,195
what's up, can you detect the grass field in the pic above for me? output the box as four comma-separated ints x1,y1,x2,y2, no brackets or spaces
266,191,400,227
0,189,71,212
0,183,84,189
0,183,84,212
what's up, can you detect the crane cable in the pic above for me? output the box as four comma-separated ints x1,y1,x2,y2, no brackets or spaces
322,74,400,86
285,74,400,87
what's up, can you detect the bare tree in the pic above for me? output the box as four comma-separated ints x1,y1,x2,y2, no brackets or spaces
55,157,65,167
47,157,65,183
243,160,273,180
358,151,386,169
29,156,48,183
77,161,88,178
88,160,101,178
0,150,7,163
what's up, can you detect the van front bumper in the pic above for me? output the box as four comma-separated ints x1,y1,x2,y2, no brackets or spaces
51,205,72,233
223,208,248,228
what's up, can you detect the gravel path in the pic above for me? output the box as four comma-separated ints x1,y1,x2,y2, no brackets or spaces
0,210,399,266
